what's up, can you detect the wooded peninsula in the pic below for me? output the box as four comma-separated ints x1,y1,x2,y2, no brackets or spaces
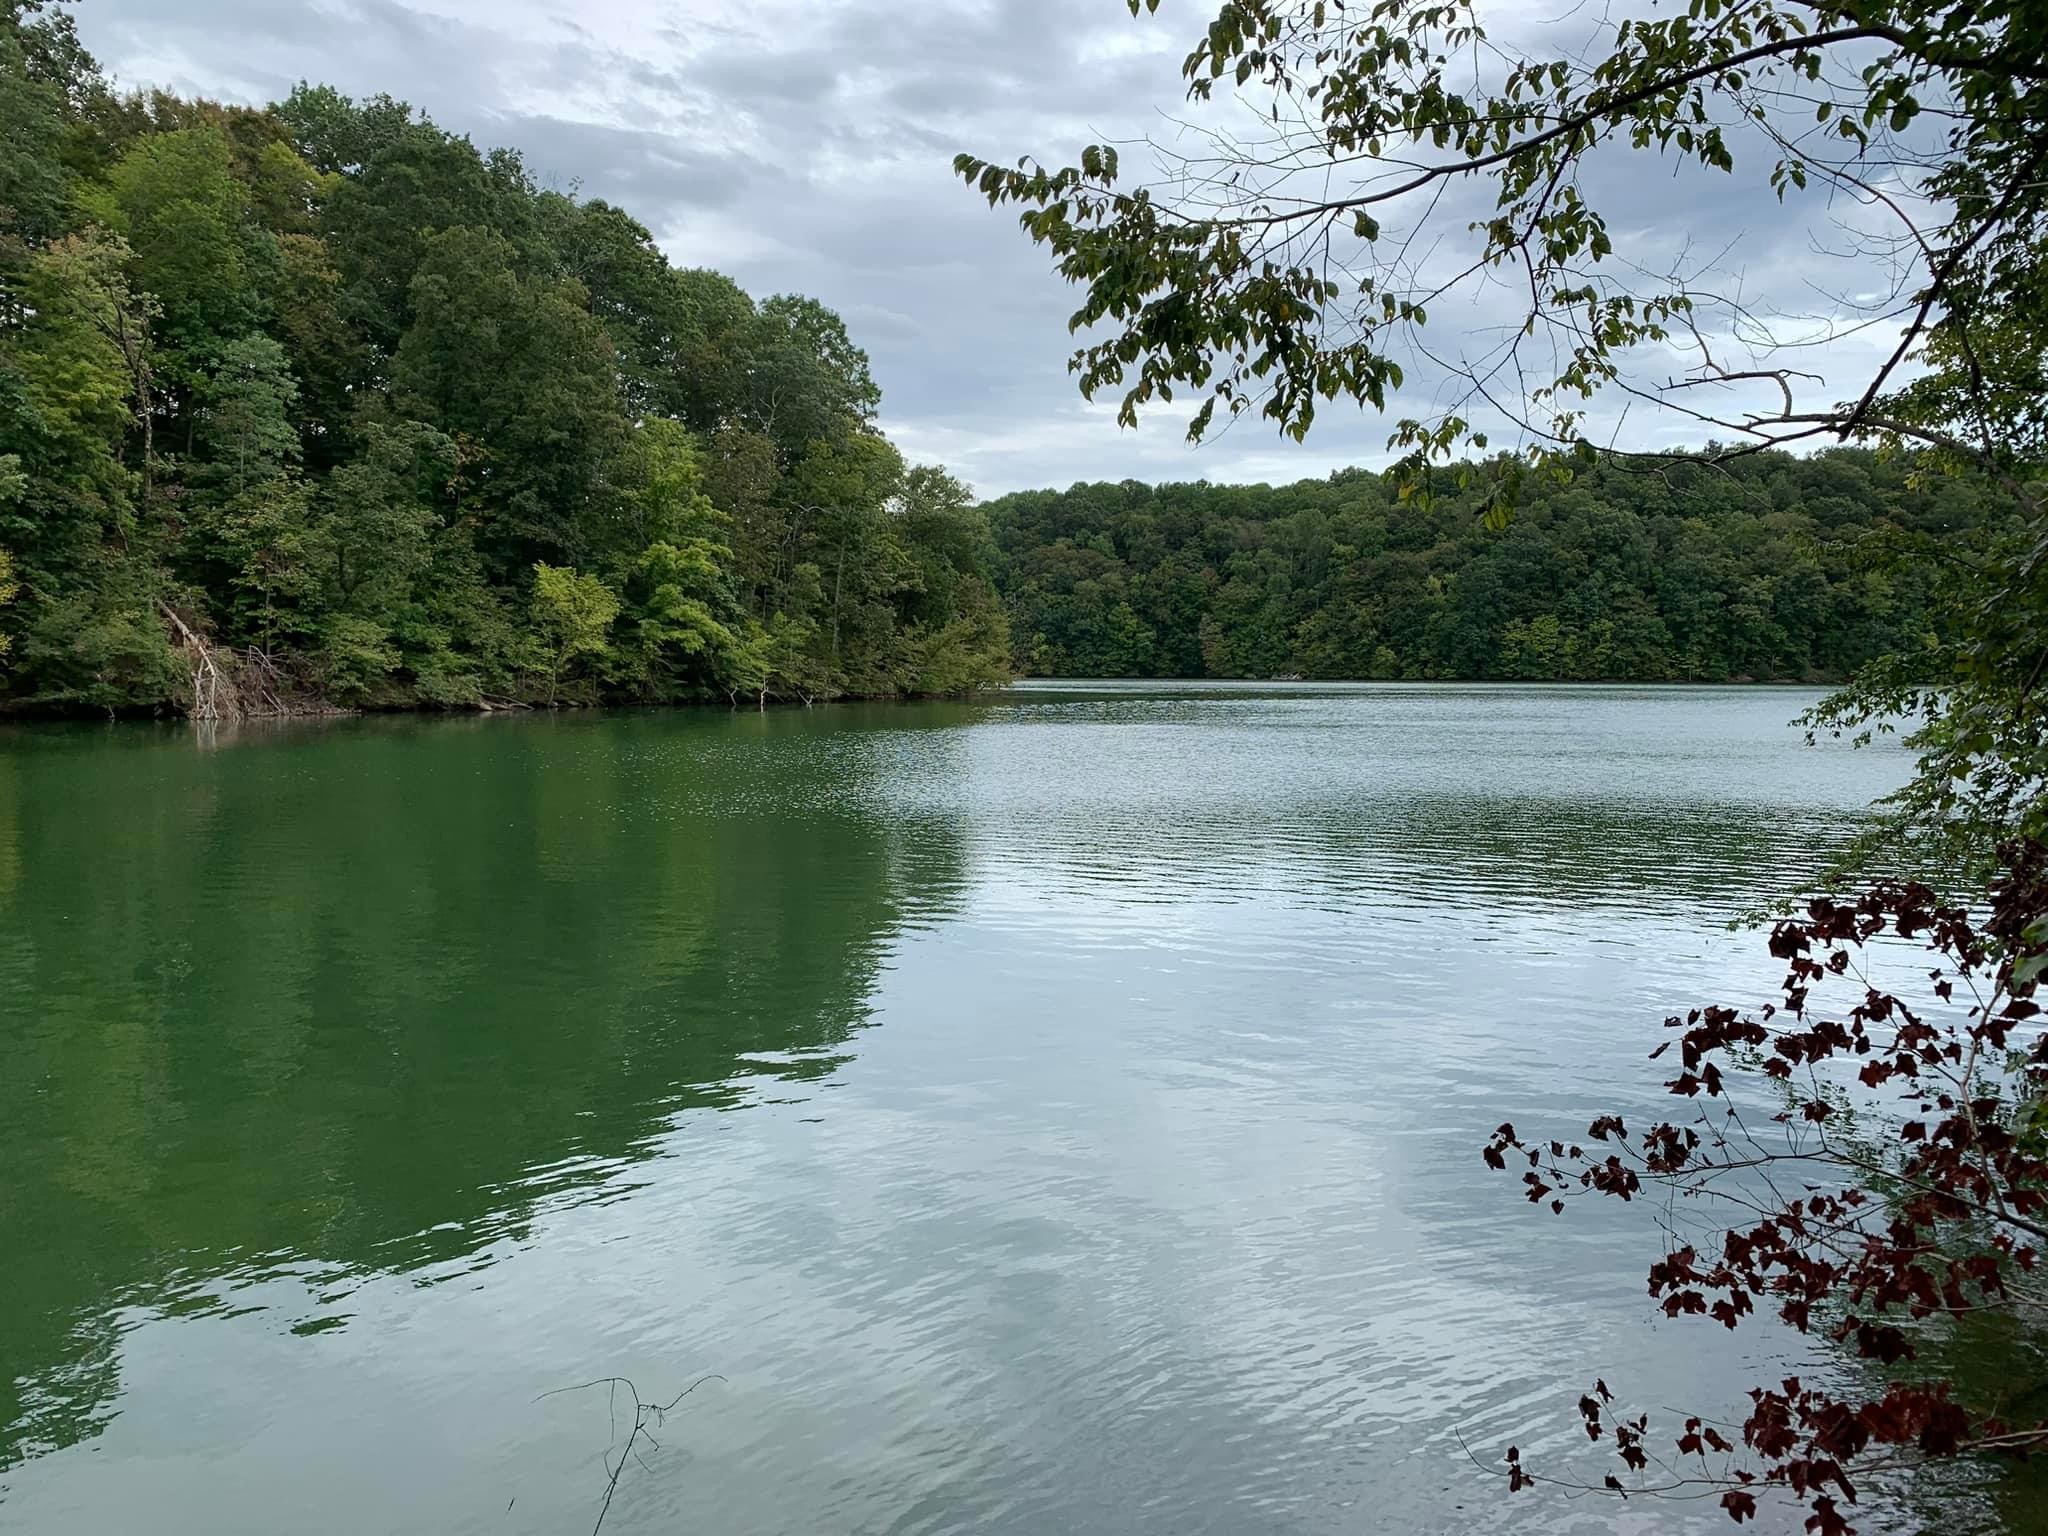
0,14,1978,715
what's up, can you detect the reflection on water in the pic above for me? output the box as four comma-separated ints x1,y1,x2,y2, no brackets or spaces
0,683,1998,1534
0,708,971,1472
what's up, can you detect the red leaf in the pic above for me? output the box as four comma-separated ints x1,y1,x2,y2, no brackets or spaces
1805,1494,1853,1536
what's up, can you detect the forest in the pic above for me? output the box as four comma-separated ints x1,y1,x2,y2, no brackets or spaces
984,452,1989,684
1,2,1993,716
0,2,1011,716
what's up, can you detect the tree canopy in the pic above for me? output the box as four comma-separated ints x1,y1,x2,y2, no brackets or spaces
985,448,1988,683
0,1,1009,715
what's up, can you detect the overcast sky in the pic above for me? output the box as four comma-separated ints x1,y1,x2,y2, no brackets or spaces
71,0,1905,497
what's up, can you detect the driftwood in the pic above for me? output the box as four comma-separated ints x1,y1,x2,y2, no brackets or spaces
156,605,354,722
237,646,291,717
157,600,240,722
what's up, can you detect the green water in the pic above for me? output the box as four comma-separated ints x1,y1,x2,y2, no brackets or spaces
0,684,2027,1533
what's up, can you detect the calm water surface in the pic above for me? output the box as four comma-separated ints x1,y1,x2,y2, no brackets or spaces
1,683,2015,1533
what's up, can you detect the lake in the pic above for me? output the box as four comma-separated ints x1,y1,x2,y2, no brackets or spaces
1,682,2020,1534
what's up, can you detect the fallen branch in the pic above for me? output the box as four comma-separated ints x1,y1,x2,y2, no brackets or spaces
156,600,238,723
537,1373,724,1536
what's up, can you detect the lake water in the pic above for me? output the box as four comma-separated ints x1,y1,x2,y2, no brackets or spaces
1,682,2018,1534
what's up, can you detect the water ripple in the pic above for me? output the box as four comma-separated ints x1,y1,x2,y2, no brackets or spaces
0,686,1955,1535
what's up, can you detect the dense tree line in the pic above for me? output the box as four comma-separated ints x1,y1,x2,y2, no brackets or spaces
985,451,1989,683
0,0,1995,718
0,1,1009,715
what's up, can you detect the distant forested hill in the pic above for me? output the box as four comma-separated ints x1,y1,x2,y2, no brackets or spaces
984,451,1985,683
0,3,1008,716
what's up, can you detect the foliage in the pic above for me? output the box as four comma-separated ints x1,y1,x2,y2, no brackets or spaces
987,450,1986,683
956,0,2048,490
1483,845,2048,1531
0,4,1008,716
530,562,618,703
1803,499,2048,889
0,4,74,247
0,538,15,663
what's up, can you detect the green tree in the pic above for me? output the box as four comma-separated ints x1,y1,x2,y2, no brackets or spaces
86,124,251,384
0,3,78,247
741,295,883,461
169,333,315,653
529,562,618,703
0,452,22,663
275,83,413,177
554,200,697,422
0,543,16,663
319,420,448,619
4,228,145,522
781,432,907,683
391,226,623,575
320,115,539,348
268,231,363,463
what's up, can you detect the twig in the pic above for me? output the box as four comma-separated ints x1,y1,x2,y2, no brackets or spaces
537,1374,725,1536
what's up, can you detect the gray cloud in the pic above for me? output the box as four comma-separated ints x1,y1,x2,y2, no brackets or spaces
72,0,1895,496
484,113,764,212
